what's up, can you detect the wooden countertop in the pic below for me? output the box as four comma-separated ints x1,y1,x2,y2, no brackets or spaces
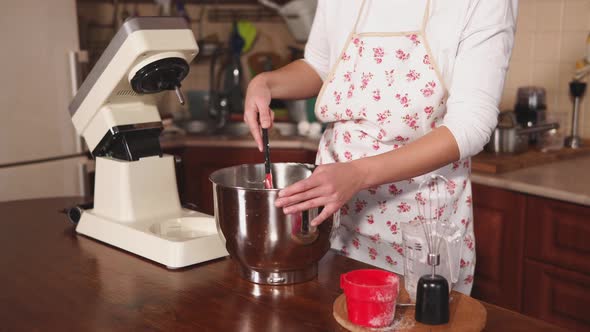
0,197,565,331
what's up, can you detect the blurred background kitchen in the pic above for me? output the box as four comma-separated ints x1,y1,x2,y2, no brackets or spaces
1,0,590,331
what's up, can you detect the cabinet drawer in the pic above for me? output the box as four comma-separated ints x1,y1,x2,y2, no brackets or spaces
523,259,590,331
526,196,590,275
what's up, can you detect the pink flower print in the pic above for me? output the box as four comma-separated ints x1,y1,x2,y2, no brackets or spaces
353,37,365,56
423,54,431,65
357,107,367,118
360,72,374,90
331,151,340,162
388,184,403,196
464,275,474,285
352,237,360,249
366,214,375,224
415,192,426,205
423,106,435,120
341,203,350,216
334,112,343,121
430,116,439,129
397,202,411,213
395,93,411,108
320,105,328,118
343,131,352,144
372,89,381,102
369,233,380,243
372,140,380,151
407,178,415,184
466,195,472,207
447,180,456,195
406,69,421,82
464,235,474,251
407,34,420,45
453,199,459,214
358,130,368,140
354,227,361,233
461,218,471,229
344,151,353,161
342,52,351,61
376,110,392,125
345,108,354,119
378,201,388,214
368,247,378,260
333,91,342,105
347,84,355,98
373,47,384,64
463,159,471,169
367,186,379,195
395,135,410,143
343,71,352,82
323,139,331,149
396,49,410,61
341,246,350,257
386,221,399,235
452,161,461,171
402,113,420,130
377,128,387,140
385,69,395,86
421,81,436,97
354,198,368,214
460,259,469,268
386,256,398,266
462,180,467,189
392,242,404,256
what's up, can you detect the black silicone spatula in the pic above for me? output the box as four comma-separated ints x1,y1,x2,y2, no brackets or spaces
262,128,273,189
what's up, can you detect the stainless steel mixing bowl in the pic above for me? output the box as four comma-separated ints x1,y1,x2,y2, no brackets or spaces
210,163,339,285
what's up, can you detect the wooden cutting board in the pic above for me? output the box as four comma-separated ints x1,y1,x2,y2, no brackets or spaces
472,142,590,174
333,290,486,332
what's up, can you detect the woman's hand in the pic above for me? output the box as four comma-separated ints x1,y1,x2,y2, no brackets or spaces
244,74,274,152
275,162,368,226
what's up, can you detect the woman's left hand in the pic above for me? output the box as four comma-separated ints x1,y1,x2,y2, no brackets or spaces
275,162,367,226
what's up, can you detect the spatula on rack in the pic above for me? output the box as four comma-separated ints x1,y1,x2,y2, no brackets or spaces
262,128,274,189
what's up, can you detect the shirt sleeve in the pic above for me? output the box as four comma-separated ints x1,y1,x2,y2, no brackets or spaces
441,0,518,159
303,0,329,81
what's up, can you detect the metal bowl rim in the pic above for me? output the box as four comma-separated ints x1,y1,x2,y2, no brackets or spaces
208,162,316,192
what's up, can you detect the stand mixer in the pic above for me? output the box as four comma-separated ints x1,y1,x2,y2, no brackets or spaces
69,17,228,268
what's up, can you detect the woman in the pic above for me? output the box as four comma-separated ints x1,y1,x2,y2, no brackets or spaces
244,0,517,294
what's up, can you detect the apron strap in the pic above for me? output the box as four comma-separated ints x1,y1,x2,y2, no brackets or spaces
352,0,368,34
421,0,432,32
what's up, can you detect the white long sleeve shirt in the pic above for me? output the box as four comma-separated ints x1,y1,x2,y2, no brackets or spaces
304,0,518,159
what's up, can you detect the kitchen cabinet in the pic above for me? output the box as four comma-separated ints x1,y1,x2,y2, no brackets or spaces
472,183,590,331
169,146,316,214
471,184,526,311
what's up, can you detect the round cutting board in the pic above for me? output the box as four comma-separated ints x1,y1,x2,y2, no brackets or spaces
333,290,487,332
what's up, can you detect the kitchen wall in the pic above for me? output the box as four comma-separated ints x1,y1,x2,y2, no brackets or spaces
502,0,590,137
76,2,299,117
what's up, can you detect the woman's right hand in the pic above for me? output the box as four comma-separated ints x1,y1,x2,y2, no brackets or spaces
244,74,275,152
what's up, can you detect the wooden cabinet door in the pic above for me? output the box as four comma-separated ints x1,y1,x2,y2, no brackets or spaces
471,183,526,311
182,147,316,214
526,196,590,275
523,259,590,331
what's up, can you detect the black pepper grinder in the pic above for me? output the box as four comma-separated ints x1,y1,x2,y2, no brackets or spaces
565,80,587,149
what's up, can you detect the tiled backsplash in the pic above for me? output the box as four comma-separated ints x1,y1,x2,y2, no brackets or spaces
502,0,590,137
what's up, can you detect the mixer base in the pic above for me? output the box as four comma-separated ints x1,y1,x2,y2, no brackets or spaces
239,265,318,285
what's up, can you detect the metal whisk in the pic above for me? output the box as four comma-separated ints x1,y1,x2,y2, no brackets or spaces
414,174,452,325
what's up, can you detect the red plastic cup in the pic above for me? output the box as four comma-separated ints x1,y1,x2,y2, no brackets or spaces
340,269,400,328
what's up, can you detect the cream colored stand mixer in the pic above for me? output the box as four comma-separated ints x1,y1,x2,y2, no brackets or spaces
69,17,228,268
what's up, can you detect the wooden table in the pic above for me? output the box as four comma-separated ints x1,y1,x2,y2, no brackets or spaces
0,198,565,331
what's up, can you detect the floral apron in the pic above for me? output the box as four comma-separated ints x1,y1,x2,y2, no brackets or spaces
314,0,475,294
